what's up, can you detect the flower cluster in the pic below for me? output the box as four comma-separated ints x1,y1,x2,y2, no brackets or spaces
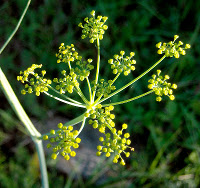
18,10,192,167
54,43,94,93
53,70,79,94
78,10,108,43
17,64,52,96
86,104,115,133
156,35,191,58
56,43,80,66
92,79,116,98
108,51,136,76
85,105,133,165
74,58,94,81
43,123,81,160
148,70,177,102
97,124,133,166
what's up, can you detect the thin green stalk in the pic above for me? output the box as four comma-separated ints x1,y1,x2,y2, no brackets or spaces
64,113,85,127
75,86,89,104
92,37,100,101
34,140,49,188
68,62,71,69
86,77,92,102
76,117,86,138
48,85,83,105
102,90,154,107
97,55,166,104
0,0,31,55
112,73,120,84
0,68,49,188
44,91,86,108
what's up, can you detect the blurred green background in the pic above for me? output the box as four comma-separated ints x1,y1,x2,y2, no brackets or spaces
0,0,200,187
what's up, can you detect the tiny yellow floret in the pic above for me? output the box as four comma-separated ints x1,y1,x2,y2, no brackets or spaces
174,35,179,41
122,123,128,129
51,153,57,160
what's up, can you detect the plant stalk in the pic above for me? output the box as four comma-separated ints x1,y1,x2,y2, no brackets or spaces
92,37,100,102
0,0,32,55
102,90,154,107
0,68,49,188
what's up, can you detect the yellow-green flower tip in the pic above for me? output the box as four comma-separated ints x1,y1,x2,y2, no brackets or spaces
122,123,128,129
106,152,111,157
185,44,191,49
126,152,130,157
96,151,101,156
120,160,126,166
68,126,73,131
51,153,57,160
130,52,135,57
75,138,81,143
21,90,26,95
99,137,104,142
97,145,102,151
174,35,179,41
43,135,48,140
169,95,175,100
70,151,76,157
57,123,63,129
90,10,95,16
124,133,130,138
156,96,162,102
50,130,55,135
120,51,125,56
64,155,70,160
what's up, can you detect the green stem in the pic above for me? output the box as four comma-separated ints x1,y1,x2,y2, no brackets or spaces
48,85,83,105
76,117,86,138
75,86,89,104
43,91,86,108
64,113,85,127
112,73,120,84
0,1,49,187
34,140,49,188
0,68,49,188
68,62,71,70
102,90,154,107
97,55,166,104
0,0,32,55
92,37,100,101
86,77,92,102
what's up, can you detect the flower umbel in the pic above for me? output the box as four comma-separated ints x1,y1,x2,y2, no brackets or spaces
78,10,108,43
91,79,116,98
17,64,52,96
97,124,133,166
43,123,81,160
87,105,115,133
56,43,80,67
148,70,177,102
17,10,191,166
156,35,191,58
108,51,136,76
